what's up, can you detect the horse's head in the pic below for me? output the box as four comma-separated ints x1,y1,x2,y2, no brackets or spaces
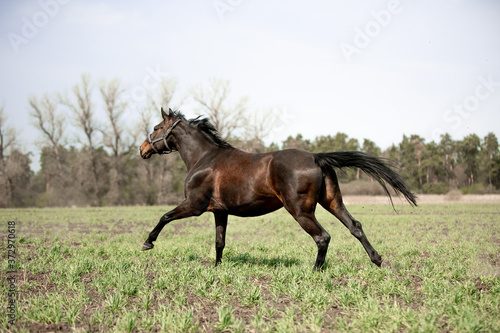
140,108,181,159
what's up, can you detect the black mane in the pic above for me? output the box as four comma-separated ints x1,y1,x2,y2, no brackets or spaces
171,110,233,149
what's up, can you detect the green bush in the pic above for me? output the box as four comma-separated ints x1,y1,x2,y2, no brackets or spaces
460,183,499,194
422,183,449,194
35,192,50,208
460,183,486,194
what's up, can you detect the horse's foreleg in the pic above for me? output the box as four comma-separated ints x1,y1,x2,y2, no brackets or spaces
141,200,204,251
214,212,228,266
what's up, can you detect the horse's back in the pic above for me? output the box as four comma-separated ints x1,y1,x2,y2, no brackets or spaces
269,149,321,176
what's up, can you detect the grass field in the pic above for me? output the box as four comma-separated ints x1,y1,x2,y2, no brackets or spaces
1,203,499,332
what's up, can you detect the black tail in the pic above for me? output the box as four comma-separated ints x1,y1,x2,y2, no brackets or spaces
314,151,417,206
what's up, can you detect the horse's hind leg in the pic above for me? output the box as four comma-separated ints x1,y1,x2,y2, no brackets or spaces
335,205,382,266
296,212,331,271
280,194,331,271
320,177,383,267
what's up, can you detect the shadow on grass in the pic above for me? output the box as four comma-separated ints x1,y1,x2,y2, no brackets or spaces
226,252,301,268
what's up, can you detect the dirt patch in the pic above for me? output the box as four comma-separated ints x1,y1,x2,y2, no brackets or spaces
474,278,492,293
482,253,500,267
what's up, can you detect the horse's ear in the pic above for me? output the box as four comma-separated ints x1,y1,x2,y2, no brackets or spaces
161,107,168,120
168,108,174,116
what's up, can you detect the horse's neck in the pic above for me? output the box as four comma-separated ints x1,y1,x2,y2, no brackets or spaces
175,130,220,171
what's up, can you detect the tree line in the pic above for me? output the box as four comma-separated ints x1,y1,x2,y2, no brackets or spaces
280,132,500,195
0,74,499,207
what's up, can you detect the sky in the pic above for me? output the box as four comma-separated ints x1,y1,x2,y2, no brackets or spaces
1,0,500,170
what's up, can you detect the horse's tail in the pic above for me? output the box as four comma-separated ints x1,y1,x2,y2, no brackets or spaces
314,151,417,206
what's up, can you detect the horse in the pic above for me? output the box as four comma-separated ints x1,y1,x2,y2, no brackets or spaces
139,108,417,270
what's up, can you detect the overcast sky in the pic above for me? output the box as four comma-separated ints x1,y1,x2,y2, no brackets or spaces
1,0,500,169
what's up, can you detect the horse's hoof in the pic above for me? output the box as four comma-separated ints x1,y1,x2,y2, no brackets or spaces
373,256,383,267
313,265,325,272
141,242,154,251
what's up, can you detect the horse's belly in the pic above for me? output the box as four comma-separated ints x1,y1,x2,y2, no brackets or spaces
209,191,283,217
226,197,283,217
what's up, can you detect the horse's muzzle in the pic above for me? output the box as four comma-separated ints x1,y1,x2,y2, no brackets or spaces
140,141,153,159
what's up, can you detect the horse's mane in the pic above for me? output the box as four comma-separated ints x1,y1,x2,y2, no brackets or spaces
172,110,233,149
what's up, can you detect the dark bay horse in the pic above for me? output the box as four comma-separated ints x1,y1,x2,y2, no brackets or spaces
140,108,417,270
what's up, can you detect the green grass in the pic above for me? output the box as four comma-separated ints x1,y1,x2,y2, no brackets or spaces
1,203,499,332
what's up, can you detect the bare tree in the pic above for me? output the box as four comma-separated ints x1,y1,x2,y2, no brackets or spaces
29,94,65,173
29,93,67,199
239,107,278,152
60,73,103,205
61,74,97,147
0,106,17,162
191,77,248,140
146,77,180,112
0,106,20,207
138,107,154,138
100,78,128,205
131,78,181,147
100,78,129,157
